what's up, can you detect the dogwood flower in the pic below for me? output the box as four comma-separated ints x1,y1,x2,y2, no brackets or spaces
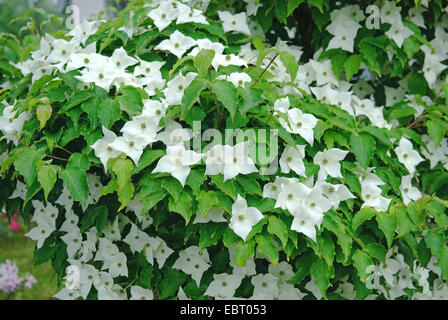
25,220,53,248
218,11,251,35
130,286,154,300
360,181,391,212
385,21,413,48
176,2,209,25
154,30,196,58
268,261,294,282
109,48,138,69
314,148,349,181
275,179,311,213
163,72,197,105
152,145,203,186
291,208,323,242
193,208,227,224
251,274,279,298
216,72,251,87
91,126,122,171
229,195,263,241
318,182,355,209
108,136,145,165
211,53,248,71
279,145,306,176
400,175,422,205
286,108,318,145
173,246,210,286
147,1,178,31
395,137,424,175
204,273,243,299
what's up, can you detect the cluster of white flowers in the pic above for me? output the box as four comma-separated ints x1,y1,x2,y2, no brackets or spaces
0,102,31,145
4,0,448,300
366,246,448,300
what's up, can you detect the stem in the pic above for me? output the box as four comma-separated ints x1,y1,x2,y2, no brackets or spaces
250,53,279,89
207,65,224,128
407,91,442,129
21,139,69,162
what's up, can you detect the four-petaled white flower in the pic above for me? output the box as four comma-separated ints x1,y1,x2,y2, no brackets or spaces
147,1,178,31
314,148,349,181
279,145,306,177
395,137,424,176
154,30,196,58
204,273,244,299
218,11,251,35
152,145,203,186
286,108,318,145
229,195,264,241
399,175,422,205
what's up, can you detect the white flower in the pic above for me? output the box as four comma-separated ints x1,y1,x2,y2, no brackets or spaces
130,286,154,300
385,21,413,48
108,136,145,165
147,1,178,31
176,2,209,25
205,142,258,181
211,53,248,71
163,72,197,106
395,137,424,175
251,274,279,298
279,145,306,176
188,38,225,57
109,47,138,69
360,181,391,212
91,126,121,171
216,72,251,87
24,220,53,248
154,30,196,58
314,148,349,181
400,175,422,205
156,120,192,147
173,246,210,286
229,195,264,241
9,180,27,200
291,208,323,242
275,179,311,213
120,116,160,147
318,182,355,209
228,246,256,276
204,273,243,299
285,108,318,145
152,145,203,186
133,59,165,78
268,261,294,282
218,11,251,35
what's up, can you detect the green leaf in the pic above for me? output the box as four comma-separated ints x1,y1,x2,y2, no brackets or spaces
67,153,90,171
236,175,262,196
142,188,167,212
424,231,445,256
158,268,187,299
392,205,416,238
352,249,374,282
438,246,448,282
426,118,445,148
322,212,352,262
161,177,183,202
98,99,121,129
194,49,215,80
60,91,95,113
112,158,134,191
363,243,387,263
185,168,206,196
59,167,89,206
118,181,135,211
408,73,427,95
360,126,393,147
349,133,375,169
36,104,52,129
168,191,193,224
316,232,336,267
267,215,288,248
287,0,304,16
255,234,279,265
238,87,263,115
13,148,44,187
280,51,298,81
80,205,108,233
37,165,58,201
181,79,205,116
212,80,238,119
309,259,332,298
344,54,362,81
135,149,165,174
117,86,143,114
387,107,416,120
233,239,255,267
376,211,396,249
197,190,219,218
199,223,226,250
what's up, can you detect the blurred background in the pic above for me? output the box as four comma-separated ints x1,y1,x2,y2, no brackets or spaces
0,0,128,33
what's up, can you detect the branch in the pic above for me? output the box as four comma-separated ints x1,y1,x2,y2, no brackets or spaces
250,53,279,89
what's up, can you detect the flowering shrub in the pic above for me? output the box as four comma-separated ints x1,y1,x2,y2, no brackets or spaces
1,0,448,300
0,260,36,296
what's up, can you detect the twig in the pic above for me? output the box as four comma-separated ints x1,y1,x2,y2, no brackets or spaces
407,91,442,129
250,53,279,88
21,139,68,162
